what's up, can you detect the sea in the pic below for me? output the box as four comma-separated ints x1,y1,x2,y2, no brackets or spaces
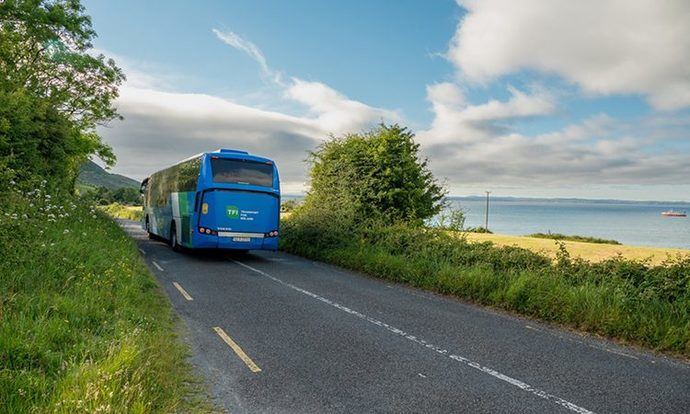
281,195,690,249
447,197,690,249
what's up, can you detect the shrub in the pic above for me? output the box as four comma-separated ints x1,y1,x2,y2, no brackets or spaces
528,232,621,245
305,124,445,225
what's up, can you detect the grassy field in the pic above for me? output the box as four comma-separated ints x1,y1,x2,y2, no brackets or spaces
99,203,144,221
465,232,689,265
0,184,212,413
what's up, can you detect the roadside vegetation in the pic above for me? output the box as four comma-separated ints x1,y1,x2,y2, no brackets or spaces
0,1,211,411
281,124,690,356
527,232,621,245
1,177,210,413
81,186,141,206
99,202,144,221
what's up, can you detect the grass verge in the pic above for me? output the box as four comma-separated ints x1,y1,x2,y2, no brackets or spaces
0,182,213,413
99,202,144,221
281,211,690,356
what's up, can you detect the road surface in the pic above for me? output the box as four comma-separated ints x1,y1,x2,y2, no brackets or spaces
119,219,690,413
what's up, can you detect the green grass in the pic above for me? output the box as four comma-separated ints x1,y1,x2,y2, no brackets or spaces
99,202,144,221
281,210,690,356
0,183,213,413
527,232,621,245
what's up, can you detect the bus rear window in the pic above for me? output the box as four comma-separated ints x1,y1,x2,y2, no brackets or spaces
211,158,274,187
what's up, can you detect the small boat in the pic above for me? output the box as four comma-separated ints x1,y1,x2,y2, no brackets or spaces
661,210,687,217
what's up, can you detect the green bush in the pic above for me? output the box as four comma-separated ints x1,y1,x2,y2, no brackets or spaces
81,186,141,206
528,232,621,245
464,226,493,234
306,124,445,225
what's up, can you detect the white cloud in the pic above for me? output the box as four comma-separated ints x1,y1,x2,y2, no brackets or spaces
212,28,282,84
99,19,690,199
418,82,690,189
101,28,398,191
104,86,321,192
285,78,400,134
449,0,690,110
420,82,554,145
211,28,399,133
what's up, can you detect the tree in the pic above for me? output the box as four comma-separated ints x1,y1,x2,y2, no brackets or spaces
0,0,124,187
305,124,446,224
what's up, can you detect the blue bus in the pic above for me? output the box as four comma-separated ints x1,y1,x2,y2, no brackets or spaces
140,149,280,252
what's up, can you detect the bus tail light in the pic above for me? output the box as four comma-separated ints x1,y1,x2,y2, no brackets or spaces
199,227,218,235
265,230,279,237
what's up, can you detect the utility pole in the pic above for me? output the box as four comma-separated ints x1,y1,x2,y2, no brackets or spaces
484,191,491,231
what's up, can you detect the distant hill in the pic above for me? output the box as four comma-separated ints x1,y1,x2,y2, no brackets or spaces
77,160,140,190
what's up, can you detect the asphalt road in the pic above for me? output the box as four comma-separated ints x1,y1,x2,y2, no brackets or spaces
119,219,690,413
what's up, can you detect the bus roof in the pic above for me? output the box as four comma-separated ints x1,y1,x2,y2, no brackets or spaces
147,149,275,179
208,149,273,163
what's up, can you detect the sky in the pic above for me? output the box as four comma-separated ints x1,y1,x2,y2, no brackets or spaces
84,0,690,201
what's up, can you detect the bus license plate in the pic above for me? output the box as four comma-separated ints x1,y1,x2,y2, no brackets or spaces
233,237,251,242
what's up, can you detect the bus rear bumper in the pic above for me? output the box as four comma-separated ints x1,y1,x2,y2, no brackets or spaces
191,233,278,251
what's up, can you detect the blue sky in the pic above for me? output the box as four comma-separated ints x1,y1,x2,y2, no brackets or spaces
85,0,459,124
84,0,690,201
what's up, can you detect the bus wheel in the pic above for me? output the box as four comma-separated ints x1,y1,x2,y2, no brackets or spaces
170,224,182,252
146,217,155,239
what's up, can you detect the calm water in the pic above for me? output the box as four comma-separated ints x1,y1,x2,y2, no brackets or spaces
448,198,690,249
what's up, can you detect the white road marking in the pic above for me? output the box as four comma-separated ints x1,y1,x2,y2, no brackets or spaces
138,248,146,255
527,325,639,361
418,373,427,378
173,282,193,301
152,261,164,271
603,348,638,360
231,260,595,414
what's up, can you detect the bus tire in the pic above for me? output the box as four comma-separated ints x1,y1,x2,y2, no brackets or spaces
170,222,182,252
145,216,155,239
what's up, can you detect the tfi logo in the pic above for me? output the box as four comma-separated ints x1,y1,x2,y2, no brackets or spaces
226,205,239,219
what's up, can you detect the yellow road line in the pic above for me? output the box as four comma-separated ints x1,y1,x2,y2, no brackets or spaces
172,282,193,301
212,326,262,373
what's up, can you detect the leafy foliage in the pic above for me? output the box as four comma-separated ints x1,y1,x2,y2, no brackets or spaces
81,186,141,206
435,208,466,231
0,0,124,189
528,232,621,245
305,124,445,224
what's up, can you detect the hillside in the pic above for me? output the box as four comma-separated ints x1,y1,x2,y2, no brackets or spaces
77,160,140,189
